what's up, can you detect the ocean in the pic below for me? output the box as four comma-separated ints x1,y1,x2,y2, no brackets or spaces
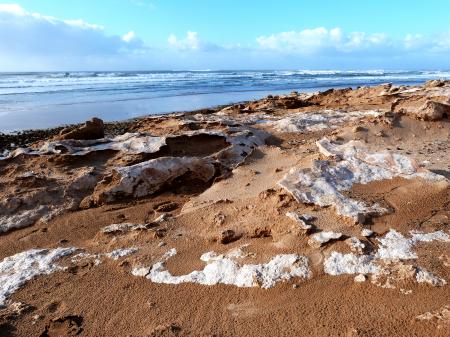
0,70,449,132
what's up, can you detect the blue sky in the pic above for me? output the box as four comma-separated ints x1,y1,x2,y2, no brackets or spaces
1,0,450,70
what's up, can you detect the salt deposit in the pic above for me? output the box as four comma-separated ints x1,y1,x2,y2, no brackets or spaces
133,249,310,289
279,138,448,222
415,268,447,287
101,223,148,234
0,248,76,306
324,252,378,276
324,230,450,287
376,229,450,260
0,206,48,233
269,110,382,133
105,248,138,260
308,231,342,248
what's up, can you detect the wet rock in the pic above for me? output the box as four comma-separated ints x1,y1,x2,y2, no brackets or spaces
58,118,105,140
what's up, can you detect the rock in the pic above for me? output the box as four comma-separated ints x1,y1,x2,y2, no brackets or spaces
346,237,365,254
220,229,240,244
58,118,105,140
0,302,32,320
286,211,312,231
424,79,447,88
354,274,366,283
414,101,450,121
251,227,272,238
361,229,374,237
41,315,83,337
154,201,179,213
308,231,342,248
154,228,167,238
213,212,226,226
352,125,365,133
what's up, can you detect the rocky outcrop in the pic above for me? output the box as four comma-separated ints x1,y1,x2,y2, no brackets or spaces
57,117,105,140
412,100,450,121
278,138,448,223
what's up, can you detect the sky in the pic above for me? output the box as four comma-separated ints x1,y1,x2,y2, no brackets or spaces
0,0,450,71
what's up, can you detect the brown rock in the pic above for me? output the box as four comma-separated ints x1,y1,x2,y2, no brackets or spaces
220,229,240,244
415,101,450,121
58,118,105,140
154,201,179,213
424,79,447,88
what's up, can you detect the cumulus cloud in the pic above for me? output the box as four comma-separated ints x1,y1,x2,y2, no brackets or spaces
168,31,220,52
256,27,392,54
1,4,450,71
0,4,145,70
122,31,137,43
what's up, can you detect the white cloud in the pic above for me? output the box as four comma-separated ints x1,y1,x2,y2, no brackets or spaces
0,4,145,70
168,31,220,52
256,27,392,54
0,3,25,15
122,31,136,42
1,4,450,71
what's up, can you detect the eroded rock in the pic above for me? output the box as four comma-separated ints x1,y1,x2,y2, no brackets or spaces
278,138,448,223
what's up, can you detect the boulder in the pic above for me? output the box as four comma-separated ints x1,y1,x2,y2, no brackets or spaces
415,101,450,121
58,118,105,140
424,79,447,88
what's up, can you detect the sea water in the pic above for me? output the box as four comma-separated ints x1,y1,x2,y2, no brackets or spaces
0,70,449,132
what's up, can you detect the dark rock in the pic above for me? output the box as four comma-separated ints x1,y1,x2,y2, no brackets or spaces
58,118,105,140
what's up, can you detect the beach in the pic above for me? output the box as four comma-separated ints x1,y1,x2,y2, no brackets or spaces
0,80,449,336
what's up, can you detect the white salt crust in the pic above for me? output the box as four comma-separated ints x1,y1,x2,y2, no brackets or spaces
132,249,311,289
91,128,267,202
415,268,447,287
0,167,98,234
105,248,138,260
71,247,138,264
269,110,382,133
361,229,374,237
101,223,148,234
324,229,449,286
376,229,450,260
0,206,48,233
0,248,76,306
279,138,448,222
1,133,166,158
308,231,342,247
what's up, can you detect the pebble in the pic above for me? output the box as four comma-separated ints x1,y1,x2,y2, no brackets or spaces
354,274,367,283
361,229,374,237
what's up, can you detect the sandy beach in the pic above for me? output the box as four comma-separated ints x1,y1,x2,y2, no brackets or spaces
0,80,449,336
